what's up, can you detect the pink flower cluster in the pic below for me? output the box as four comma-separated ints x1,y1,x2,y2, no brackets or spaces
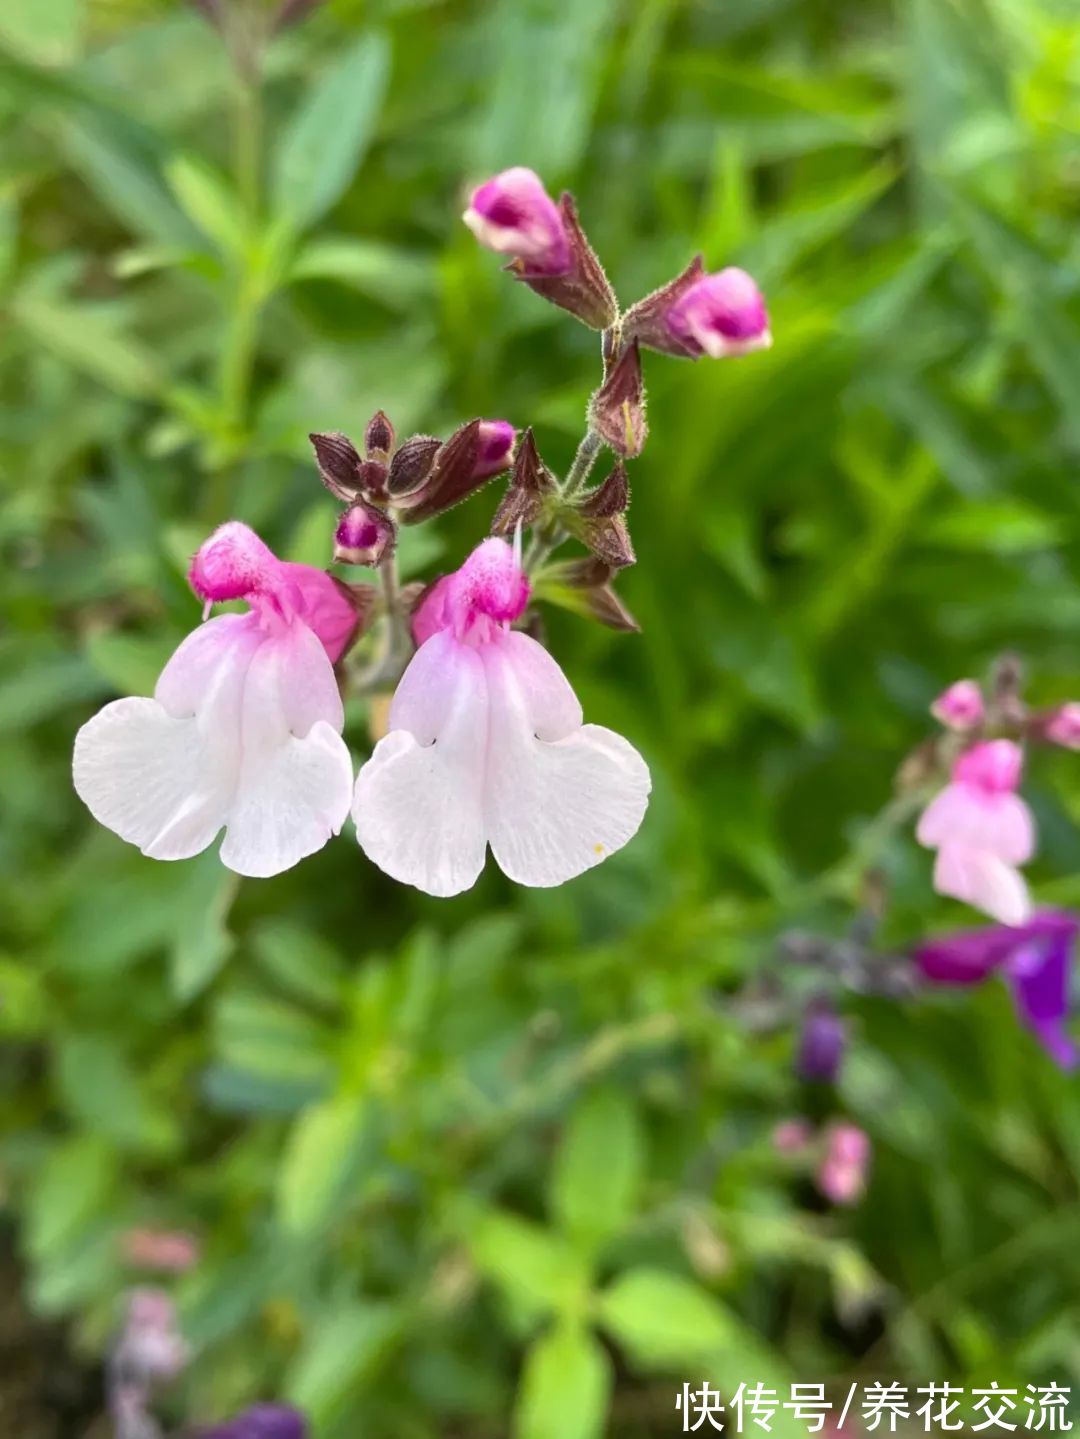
918,674,1080,925
772,1119,872,1207
74,524,651,895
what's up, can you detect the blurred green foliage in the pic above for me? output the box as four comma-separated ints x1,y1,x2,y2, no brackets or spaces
4,0,1080,1434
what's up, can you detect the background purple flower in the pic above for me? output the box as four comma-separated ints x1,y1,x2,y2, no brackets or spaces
916,911,1079,1069
199,1404,307,1439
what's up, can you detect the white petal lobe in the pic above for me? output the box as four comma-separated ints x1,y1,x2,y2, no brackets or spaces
481,632,650,887
353,632,488,896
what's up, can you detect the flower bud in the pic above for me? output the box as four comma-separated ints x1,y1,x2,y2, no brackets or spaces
364,409,395,460
463,167,571,274
1039,702,1080,749
334,500,395,567
474,419,517,478
537,557,640,633
931,678,984,731
572,462,635,570
490,426,556,535
309,431,365,502
589,341,647,458
394,419,515,523
624,258,770,360
465,170,618,330
387,435,441,498
794,999,847,1084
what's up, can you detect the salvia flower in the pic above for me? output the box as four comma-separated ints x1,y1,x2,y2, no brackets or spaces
664,267,771,359
931,678,984,732
353,537,651,895
915,910,1079,1070
816,1123,871,1207
916,739,1034,926
463,167,570,275
795,999,848,1084
73,523,357,878
200,1404,308,1439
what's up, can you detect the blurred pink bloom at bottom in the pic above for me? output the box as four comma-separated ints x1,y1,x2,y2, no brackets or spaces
816,1123,871,1207
772,1118,814,1154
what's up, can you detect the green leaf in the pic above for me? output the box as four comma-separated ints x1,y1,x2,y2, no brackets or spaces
515,1322,612,1439
11,292,162,397
473,0,620,174
550,1087,643,1251
276,1092,370,1236
272,32,390,233
0,0,81,65
286,1303,403,1427
0,648,106,733
54,1035,169,1153
60,115,198,249
288,237,437,311
170,852,238,1002
84,630,179,696
164,152,244,258
26,1136,117,1259
597,1268,743,1367
250,920,345,1008
468,1209,590,1320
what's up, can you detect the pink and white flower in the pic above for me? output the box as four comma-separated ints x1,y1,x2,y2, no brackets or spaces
663,267,771,359
73,522,356,878
916,739,1035,926
353,537,651,896
462,168,571,275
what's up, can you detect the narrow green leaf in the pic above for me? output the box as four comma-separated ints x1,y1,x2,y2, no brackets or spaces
276,1092,370,1235
164,152,245,257
272,32,390,233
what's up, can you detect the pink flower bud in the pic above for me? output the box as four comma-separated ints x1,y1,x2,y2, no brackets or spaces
474,420,516,479
772,1118,814,1154
463,167,571,275
931,679,984,732
334,501,395,567
1043,703,1080,750
664,267,771,359
953,738,1023,794
123,1228,200,1274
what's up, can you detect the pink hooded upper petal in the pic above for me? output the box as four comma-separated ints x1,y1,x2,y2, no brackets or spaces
354,538,651,896
412,536,531,647
74,524,353,877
